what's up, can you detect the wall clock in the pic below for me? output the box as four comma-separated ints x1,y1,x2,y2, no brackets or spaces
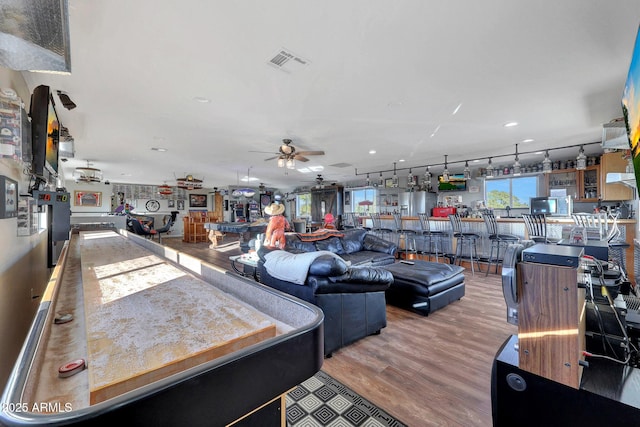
145,199,160,212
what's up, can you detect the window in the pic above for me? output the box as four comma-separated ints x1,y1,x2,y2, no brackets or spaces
485,176,538,209
296,193,311,218
350,188,377,214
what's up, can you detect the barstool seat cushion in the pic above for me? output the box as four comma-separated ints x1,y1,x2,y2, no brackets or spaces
489,233,519,241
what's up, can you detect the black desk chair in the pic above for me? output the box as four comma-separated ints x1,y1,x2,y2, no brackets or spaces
482,210,519,276
129,217,158,239
154,212,178,243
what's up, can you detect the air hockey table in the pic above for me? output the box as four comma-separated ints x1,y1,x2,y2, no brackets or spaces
0,230,323,426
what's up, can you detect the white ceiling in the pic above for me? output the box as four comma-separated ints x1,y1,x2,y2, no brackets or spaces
20,0,640,191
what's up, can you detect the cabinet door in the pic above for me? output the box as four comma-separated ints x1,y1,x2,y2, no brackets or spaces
600,152,633,201
546,169,578,199
581,165,599,202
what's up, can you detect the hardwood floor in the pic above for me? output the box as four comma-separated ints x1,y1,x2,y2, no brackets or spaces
163,236,517,426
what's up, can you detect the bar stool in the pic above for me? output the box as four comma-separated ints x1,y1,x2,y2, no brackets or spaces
418,212,444,262
482,210,519,276
392,212,417,259
370,213,393,240
448,213,482,274
522,213,560,243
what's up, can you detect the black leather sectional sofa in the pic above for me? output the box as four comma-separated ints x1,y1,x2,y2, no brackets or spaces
256,228,396,356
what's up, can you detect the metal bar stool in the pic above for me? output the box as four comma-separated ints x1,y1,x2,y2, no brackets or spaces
392,212,417,259
370,213,393,240
418,212,444,262
448,213,482,275
482,210,519,276
522,213,560,243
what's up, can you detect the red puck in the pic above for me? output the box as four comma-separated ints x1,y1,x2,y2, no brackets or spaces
58,359,86,378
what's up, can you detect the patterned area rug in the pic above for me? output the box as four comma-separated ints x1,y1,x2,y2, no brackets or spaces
286,371,408,427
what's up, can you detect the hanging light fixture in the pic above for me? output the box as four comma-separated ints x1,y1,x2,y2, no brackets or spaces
442,155,450,183
392,162,399,187
378,172,384,186
513,143,522,176
74,160,103,183
286,157,295,169
158,182,172,196
277,157,285,168
542,150,552,173
576,145,587,170
486,157,494,178
423,166,432,191
463,161,471,180
176,174,203,190
407,168,414,187
366,173,371,187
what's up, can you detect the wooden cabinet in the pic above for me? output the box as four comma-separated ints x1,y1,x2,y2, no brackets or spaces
182,211,217,243
545,165,599,202
600,151,633,201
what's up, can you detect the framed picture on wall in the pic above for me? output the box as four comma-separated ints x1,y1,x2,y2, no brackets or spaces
177,200,185,210
189,194,207,208
74,191,102,207
167,199,175,208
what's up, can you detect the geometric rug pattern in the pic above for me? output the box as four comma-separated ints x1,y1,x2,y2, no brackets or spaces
286,370,408,427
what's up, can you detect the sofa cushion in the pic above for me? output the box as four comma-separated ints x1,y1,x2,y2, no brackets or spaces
285,234,317,253
314,236,345,254
341,251,396,267
341,228,367,254
308,254,350,276
363,234,396,254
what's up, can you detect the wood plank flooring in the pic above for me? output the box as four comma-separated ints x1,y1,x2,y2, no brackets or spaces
162,236,517,426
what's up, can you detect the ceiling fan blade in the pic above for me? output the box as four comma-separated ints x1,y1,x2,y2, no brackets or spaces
294,155,310,162
296,150,325,156
249,150,278,154
264,155,280,161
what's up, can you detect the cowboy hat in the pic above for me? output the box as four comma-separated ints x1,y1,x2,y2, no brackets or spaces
265,202,285,216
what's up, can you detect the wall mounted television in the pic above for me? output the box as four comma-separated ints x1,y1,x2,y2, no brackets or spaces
29,85,60,179
438,174,467,191
622,25,640,192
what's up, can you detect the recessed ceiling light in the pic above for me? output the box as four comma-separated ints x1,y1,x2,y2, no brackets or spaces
193,96,211,103
369,150,376,154
504,121,518,127
522,139,534,143
151,147,167,152
473,159,480,162
452,103,462,115
398,159,405,162
534,151,544,155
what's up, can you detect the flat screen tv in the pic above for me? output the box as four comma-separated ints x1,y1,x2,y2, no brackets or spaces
530,197,558,215
622,25,640,191
29,85,60,179
438,174,467,191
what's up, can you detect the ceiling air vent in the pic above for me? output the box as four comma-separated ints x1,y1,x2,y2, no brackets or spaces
602,119,629,150
267,48,310,73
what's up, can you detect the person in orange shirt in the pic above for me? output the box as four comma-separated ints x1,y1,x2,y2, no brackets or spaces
264,203,290,249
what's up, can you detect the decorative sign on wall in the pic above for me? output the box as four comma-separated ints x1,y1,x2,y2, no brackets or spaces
74,191,102,207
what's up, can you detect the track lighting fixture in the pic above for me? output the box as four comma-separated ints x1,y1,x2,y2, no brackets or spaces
513,143,522,176
463,161,471,180
442,155,450,183
379,172,383,187
542,150,552,173
392,162,399,187
366,173,371,186
576,145,587,170
486,157,494,178
407,169,414,187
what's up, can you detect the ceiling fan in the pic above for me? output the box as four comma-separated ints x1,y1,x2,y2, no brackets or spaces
252,139,325,166
307,174,336,189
